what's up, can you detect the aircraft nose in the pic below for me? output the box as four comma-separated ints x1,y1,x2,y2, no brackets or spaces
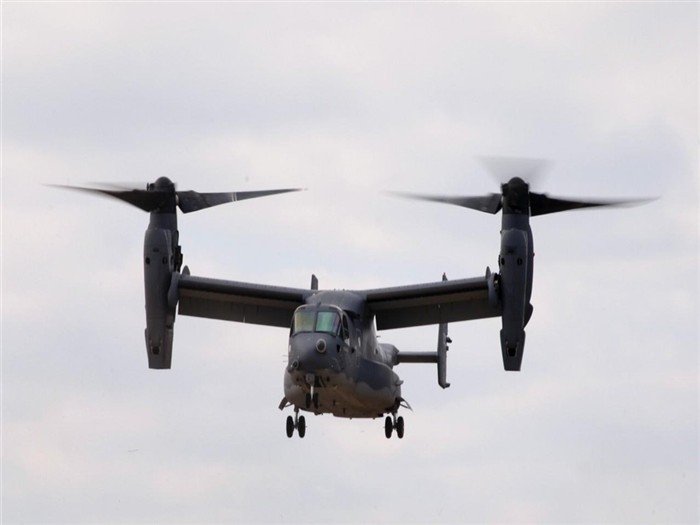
288,334,336,373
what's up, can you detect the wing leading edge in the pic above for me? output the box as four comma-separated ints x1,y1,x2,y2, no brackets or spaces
178,274,311,328
363,272,500,330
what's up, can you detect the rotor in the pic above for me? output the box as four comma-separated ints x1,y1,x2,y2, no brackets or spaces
390,156,652,216
49,177,303,214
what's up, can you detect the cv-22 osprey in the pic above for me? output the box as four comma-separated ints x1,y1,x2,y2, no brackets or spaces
55,167,644,439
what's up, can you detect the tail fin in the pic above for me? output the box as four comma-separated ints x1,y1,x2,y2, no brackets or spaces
437,273,451,388
394,274,451,388
437,321,450,388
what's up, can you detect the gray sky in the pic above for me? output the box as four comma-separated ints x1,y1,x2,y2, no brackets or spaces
2,3,698,524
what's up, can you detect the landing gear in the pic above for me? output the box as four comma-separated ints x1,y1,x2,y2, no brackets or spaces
304,392,319,410
298,415,306,438
304,376,320,410
286,409,306,439
384,413,405,439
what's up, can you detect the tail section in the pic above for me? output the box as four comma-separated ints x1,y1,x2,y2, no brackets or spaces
436,320,450,388
394,274,451,388
437,274,451,388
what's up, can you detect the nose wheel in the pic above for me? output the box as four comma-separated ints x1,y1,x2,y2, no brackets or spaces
384,413,404,439
286,409,306,438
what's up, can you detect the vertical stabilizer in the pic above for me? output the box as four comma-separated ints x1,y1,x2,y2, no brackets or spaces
437,273,451,388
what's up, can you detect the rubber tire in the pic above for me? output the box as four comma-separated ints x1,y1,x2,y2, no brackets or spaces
298,415,306,438
396,416,405,439
286,415,294,438
384,416,393,439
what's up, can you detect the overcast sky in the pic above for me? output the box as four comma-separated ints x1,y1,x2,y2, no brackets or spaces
2,3,698,524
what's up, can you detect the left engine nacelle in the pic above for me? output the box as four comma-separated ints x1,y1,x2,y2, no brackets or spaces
143,225,178,369
498,227,528,371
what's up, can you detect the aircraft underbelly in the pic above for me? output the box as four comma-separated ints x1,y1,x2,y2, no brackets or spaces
284,360,401,418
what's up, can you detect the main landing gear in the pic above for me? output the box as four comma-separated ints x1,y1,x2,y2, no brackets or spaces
286,408,306,439
384,413,404,439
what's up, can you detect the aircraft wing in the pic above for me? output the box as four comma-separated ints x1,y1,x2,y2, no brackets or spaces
177,273,311,328
363,274,500,330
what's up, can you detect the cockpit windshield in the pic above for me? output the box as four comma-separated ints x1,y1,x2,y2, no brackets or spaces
316,311,341,334
291,310,315,334
291,308,341,336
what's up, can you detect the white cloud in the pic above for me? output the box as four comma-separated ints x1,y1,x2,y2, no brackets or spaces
2,2,697,524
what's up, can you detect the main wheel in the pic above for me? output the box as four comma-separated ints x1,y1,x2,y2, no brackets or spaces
298,415,306,438
384,416,393,439
396,416,405,439
286,415,294,438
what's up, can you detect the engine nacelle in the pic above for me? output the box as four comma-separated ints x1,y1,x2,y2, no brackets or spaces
498,226,529,371
143,220,178,369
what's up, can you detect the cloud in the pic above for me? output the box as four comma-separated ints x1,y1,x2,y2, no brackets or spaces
2,2,697,524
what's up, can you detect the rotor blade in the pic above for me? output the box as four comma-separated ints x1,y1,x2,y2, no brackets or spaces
529,192,654,216
47,184,167,212
176,188,303,213
389,191,503,214
85,181,152,192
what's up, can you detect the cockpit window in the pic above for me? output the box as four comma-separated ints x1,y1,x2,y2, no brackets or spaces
291,310,315,335
291,309,342,336
316,311,340,335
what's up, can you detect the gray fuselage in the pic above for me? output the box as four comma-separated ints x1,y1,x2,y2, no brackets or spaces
284,291,402,418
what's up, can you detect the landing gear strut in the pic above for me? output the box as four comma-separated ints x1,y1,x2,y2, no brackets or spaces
286,408,306,438
304,374,319,410
384,413,404,439
304,392,319,410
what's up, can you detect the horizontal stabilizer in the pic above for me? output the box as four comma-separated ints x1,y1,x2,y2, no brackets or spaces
396,352,437,364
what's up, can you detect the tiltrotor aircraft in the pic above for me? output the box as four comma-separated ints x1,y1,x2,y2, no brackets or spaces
55,167,644,439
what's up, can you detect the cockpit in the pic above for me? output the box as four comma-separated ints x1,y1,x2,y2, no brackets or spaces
290,305,349,339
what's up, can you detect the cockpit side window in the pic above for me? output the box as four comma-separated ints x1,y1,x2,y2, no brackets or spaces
315,311,340,335
291,310,315,335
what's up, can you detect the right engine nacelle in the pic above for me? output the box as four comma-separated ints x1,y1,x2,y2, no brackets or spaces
498,227,529,371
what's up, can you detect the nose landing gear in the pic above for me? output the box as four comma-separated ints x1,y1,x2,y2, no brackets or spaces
304,374,320,410
384,412,405,439
286,408,306,438
304,391,320,410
